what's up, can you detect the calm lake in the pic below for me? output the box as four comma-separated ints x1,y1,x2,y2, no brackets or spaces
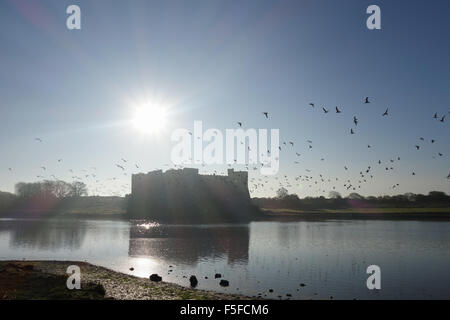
0,218,449,299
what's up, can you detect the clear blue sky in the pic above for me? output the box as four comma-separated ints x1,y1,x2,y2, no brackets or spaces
0,0,449,197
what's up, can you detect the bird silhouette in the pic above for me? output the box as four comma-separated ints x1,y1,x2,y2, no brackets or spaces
335,106,341,113
237,122,242,127
350,128,355,134
382,108,389,116
365,97,370,104
353,116,358,126
322,107,329,113
263,112,269,119
116,164,125,170
440,115,446,122
415,145,420,150
34,138,42,142
433,113,438,119
309,103,315,108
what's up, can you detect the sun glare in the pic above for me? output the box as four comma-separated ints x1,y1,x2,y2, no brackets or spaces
132,105,168,134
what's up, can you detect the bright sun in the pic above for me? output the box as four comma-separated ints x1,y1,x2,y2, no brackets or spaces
132,105,168,134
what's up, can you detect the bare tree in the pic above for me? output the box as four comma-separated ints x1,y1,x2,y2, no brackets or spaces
276,187,289,199
328,191,342,199
69,181,88,197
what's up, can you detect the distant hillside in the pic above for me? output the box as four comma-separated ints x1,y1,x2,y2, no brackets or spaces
54,196,126,216
0,194,126,219
0,191,16,213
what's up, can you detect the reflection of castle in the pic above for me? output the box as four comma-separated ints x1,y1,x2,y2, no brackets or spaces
128,224,250,265
129,168,258,222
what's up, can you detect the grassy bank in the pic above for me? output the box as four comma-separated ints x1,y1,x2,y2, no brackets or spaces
0,261,250,300
263,207,450,220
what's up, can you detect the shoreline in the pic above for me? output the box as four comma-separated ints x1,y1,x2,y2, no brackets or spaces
0,261,252,300
263,208,450,221
2,207,450,221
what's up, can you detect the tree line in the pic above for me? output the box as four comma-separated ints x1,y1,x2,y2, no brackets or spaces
15,180,88,198
252,188,450,210
0,180,88,215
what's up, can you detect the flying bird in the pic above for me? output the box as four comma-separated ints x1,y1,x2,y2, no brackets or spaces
35,138,42,142
116,164,125,170
382,108,389,116
415,145,420,150
433,113,438,119
350,128,355,134
309,103,315,108
440,115,446,122
322,107,329,113
237,122,242,127
263,112,269,119
335,107,341,113
365,97,370,104
353,116,358,126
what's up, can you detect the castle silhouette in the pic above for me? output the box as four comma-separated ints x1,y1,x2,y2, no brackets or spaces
128,168,260,223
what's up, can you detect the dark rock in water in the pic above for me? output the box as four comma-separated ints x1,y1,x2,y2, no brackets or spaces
189,275,198,287
149,274,162,282
129,267,134,271
219,280,229,287
214,273,222,278
269,289,273,293
93,283,106,296
300,283,306,287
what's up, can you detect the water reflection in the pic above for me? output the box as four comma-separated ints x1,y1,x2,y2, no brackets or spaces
1,219,88,250
0,218,449,299
129,224,250,266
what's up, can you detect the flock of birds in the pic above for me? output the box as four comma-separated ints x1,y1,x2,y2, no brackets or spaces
4,97,450,197
245,98,449,195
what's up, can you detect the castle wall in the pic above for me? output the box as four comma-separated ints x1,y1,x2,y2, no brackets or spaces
129,168,256,222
